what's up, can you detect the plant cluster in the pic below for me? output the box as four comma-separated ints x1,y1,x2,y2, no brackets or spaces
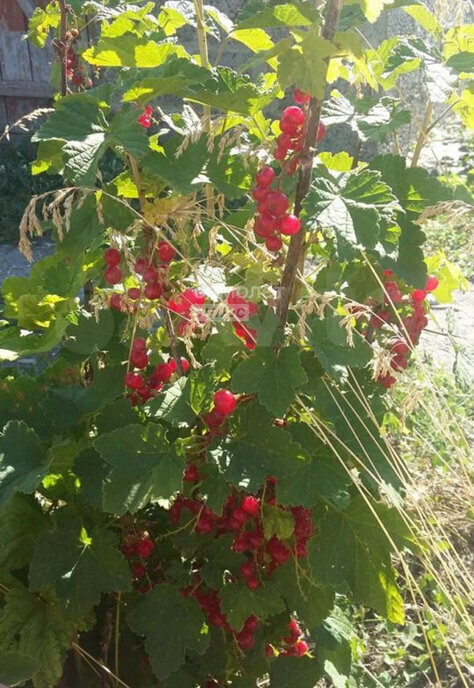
0,1,472,688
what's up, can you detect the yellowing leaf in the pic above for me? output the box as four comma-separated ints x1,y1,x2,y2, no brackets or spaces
83,37,187,67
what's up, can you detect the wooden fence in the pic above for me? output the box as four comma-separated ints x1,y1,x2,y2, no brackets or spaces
0,0,53,136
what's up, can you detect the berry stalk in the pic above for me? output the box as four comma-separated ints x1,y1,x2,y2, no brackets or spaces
277,0,344,327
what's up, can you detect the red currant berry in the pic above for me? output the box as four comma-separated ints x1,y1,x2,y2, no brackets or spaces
411,289,426,302
132,337,146,350
256,166,275,187
274,146,288,161
105,247,121,266
204,408,226,429
378,373,396,389
153,362,173,384
134,257,147,274
104,265,122,285
295,541,307,558
213,389,237,415
169,357,190,375
208,612,226,628
240,562,254,579
285,158,299,175
277,133,293,149
391,340,409,356
256,213,277,236
138,113,151,128
281,106,305,128
157,241,176,263
128,287,141,300
130,350,149,369
247,529,264,550
137,538,154,559
125,372,143,390
252,185,269,202
183,462,200,483
295,640,308,656
236,629,255,651
143,265,159,284
294,89,310,104
279,214,301,236
425,275,439,292
265,235,283,252
132,562,147,579
144,282,162,300
195,514,215,534
246,576,260,590
241,495,260,517
264,190,289,216
245,615,259,632
110,294,123,311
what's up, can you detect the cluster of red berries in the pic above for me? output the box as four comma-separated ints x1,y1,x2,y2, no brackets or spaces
372,271,439,388
227,290,258,350
168,288,207,337
201,389,238,433
121,533,155,587
170,471,314,653
251,90,326,254
252,166,299,253
275,90,325,170
138,105,153,128
65,39,92,90
124,336,190,405
266,618,308,658
103,242,176,307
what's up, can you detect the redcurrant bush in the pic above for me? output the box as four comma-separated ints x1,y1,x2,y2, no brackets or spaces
1,2,470,688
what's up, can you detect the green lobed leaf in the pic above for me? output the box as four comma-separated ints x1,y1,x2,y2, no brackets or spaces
141,136,208,194
304,166,400,260
29,521,131,619
94,423,185,514
313,607,354,688
273,564,335,629
0,494,46,572
82,35,187,67
269,656,323,688
219,581,285,631
208,404,305,492
231,346,307,417
305,311,372,378
74,448,109,510
0,586,77,688
308,496,416,622
187,67,277,115
33,96,148,185
277,31,336,100
262,503,295,541
236,2,319,29
323,93,411,142
309,375,400,488
127,584,208,680
276,439,350,508
63,309,115,355
42,364,125,428
122,58,209,102
0,651,40,686
0,421,48,507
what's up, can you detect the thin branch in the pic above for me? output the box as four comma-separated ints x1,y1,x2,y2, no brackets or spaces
277,0,345,327
193,0,214,218
58,0,68,97
411,101,433,167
